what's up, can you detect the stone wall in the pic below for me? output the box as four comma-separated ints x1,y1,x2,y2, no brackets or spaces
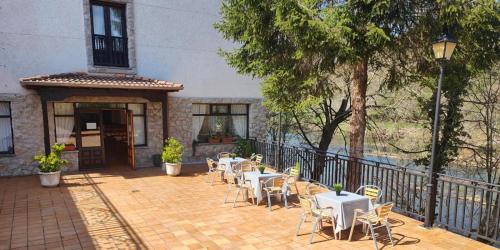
0,94,267,175
168,97,267,163
0,94,45,176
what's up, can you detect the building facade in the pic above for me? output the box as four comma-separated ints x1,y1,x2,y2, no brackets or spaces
0,0,266,176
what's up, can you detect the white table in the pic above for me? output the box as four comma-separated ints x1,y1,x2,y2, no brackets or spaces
218,157,247,173
315,191,372,233
243,171,283,203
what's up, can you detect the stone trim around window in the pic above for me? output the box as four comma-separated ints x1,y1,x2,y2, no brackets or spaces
83,0,137,74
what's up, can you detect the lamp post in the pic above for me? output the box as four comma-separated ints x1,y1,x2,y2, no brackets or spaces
424,33,457,228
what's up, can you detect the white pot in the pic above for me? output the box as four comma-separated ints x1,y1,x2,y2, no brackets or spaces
39,171,61,187
165,162,182,176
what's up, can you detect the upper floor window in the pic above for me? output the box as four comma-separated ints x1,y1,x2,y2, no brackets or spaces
0,102,14,154
90,1,128,67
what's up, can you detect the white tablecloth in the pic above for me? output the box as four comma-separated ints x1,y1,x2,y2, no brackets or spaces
243,171,283,203
218,157,247,173
315,191,372,233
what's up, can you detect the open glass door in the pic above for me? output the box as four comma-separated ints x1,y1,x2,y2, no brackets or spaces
126,110,135,169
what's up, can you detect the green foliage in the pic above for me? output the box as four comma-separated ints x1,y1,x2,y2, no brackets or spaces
162,138,184,164
33,144,68,173
401,0,500,171
235,139,253,158
214,0,421,151
230,153,237,159
257,163,266,174
332,183,343,192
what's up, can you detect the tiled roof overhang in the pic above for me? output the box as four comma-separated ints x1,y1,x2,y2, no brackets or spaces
20,72,183,91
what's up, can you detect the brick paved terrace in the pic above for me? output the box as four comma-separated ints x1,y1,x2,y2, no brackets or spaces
0,165,495,250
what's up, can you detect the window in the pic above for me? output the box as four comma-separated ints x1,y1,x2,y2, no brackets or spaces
90,1,128,67
192,104,249,143
54,103,77,150
128,103,146,146
0,102,14,154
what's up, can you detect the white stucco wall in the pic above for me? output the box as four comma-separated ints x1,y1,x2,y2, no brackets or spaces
0,0,261,98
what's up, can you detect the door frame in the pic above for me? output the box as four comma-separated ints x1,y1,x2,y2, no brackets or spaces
76,106,136,170
76,108,106,169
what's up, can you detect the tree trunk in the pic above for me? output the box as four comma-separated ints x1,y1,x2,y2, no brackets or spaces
348,59,368,191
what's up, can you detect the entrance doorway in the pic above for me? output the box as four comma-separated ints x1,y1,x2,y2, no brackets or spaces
102,109,128,167
77,108,135,170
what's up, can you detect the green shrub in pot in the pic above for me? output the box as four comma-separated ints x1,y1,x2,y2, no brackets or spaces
34,144,68,173
33,144,68,187
162,137,184,176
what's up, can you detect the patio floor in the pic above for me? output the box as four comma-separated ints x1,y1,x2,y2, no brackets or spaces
0,165,495,250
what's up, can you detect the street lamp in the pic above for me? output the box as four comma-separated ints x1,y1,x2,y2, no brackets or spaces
424,33,457,228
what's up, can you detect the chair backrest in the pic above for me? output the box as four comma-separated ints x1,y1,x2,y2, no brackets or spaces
206,158,216,170
236,160,253,172
289,166,299,177
298,195,313,214
265,176,285,188
253,154,263,164
356,185,382,203
217,152,231,159
305,182,329,196
377,202,394,222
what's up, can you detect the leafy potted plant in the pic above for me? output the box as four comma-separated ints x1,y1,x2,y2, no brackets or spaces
230,153,237,159
222,132,233,144
235,139,253,158
208,134,220,144
257,163,266,174
333,183,343,196
33,144,68,187
162,137,184,176
64,143,76,151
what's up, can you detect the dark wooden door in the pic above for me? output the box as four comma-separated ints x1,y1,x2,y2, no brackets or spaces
126,110,135,169
78,109,105,169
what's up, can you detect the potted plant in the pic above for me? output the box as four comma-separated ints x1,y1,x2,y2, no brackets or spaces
33,144,68,187
333,183,343,196
64,143,76,151
222,132,233,143
208,135,220,144
162,137,184,176
235,139,253,158
230,153,237,159
257,163,266,174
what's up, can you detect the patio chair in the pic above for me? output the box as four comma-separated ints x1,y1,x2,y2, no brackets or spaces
251,154,263,164
348,202,395,250
295,195,338,243
305,182,330,196
205,158,223,185
283,167,300,195
262,176,288,211
355,185,382,207
235,160,254,172
217,152,231,160
223,170,255,207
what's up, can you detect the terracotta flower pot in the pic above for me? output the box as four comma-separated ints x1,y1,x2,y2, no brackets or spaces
39,171,61,187
208,137,220,144
222,137,233,144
